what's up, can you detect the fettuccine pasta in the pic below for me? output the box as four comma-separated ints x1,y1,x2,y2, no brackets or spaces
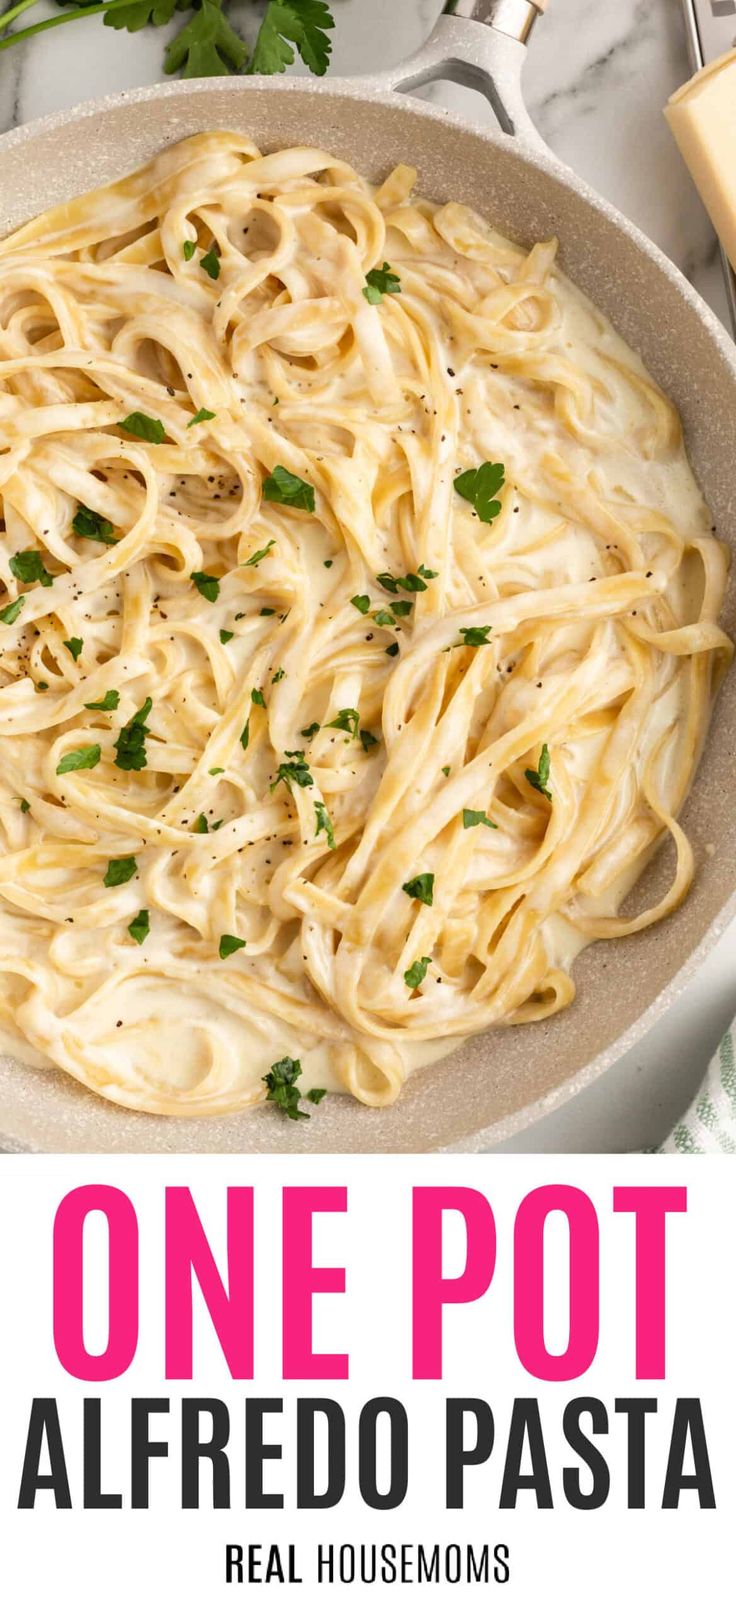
0,132,730,1115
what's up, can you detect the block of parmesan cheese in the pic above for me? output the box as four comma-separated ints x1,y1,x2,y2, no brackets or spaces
665,47,736,272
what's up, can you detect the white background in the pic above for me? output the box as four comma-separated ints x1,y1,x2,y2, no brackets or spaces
0,1155,733,1608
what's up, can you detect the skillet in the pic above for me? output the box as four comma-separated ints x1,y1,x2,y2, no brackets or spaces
0,0,734,1152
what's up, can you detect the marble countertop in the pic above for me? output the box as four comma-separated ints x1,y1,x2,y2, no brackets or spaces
1,0,735,1150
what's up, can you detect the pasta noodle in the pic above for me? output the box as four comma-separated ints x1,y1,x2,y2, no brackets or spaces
0,131,730,1115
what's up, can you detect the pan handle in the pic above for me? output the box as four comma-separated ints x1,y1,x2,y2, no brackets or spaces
362,0,552,154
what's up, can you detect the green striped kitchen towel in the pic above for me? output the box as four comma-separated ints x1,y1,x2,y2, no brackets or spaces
660,1025,736,1153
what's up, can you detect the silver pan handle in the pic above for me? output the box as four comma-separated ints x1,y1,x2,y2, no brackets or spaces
361,0,551,154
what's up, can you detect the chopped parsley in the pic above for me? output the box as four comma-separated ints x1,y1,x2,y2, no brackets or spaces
441,765,451,777
103,855,138,888
128,909,150,945
373,609,395,627
114,697,152,772
351,594,371,615
117,412,166,444
200,246,221,281
209,766,225,776
263,1056,325,1122
219,629,234,644
182,240,196,261
56,744,101,775
72,505,117,544
463,808,498,830
251,688,266,707
404,955,431,990
525,743,552,802
63,637,83,662
192,571,220,603
187,407,216,428
262,465,316,512
360,729,378,752
314,800,335,849
271,751,313,793
326,707,359,739
272,666,286,683
363,262,402,304
19,798,30,813
458,625,492,647
85,690,120,711
0,598,24,626
301,722,320,739
377,564,437,594
10,550,53,588
240,720,250,751
245,540,275,567
219,934,246,960
402,872,435,906
454,461,506,524
385,642,399,657
260,607,276,617
192,813,209,834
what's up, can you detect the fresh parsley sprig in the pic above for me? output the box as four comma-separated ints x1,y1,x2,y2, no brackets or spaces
0,1,336,85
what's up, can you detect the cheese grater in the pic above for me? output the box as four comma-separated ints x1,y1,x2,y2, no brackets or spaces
680,0,736,332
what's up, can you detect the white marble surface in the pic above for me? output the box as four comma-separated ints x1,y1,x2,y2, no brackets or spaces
1,0,735,1149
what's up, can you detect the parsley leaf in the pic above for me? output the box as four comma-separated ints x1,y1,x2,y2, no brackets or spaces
128,909,150,945
85,690,120,711
240,720,250,751
245,540,275,567
314,800,335,849
360,729,378,752
325,707,359,738
114,697,152,772
118,411,166,443
351,594,371,615
271,751,313,793
182,238,197,260
525,743,552,802
454,461,506,524
301,721,320,739
63,637,83,662
263,464,316,511
104,0,179,35
164,0,248,77
72,505,117,544
187,407,216,428
402,872,434,906
251,688,266,707
219,933,246,959
192,813,209,834
458,625,492,647
385,642,399,657
377,566,436,595
463,808,498,830
192,571,220,602
363,262,401,304
249,0,334,78
10,550,53,588
404,955,431,990
104,855,138,888
272,666,286,683
263,1054,325,1121
56,744,101,775
0,598,24,626
200,246,220,280
219,629,234,644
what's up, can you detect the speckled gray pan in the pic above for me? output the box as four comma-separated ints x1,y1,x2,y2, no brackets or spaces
0,5,734,1153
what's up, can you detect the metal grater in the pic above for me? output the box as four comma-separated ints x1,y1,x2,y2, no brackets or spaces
680,0,736,332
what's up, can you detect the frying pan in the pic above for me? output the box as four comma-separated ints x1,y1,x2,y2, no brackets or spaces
0,0,734,1153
